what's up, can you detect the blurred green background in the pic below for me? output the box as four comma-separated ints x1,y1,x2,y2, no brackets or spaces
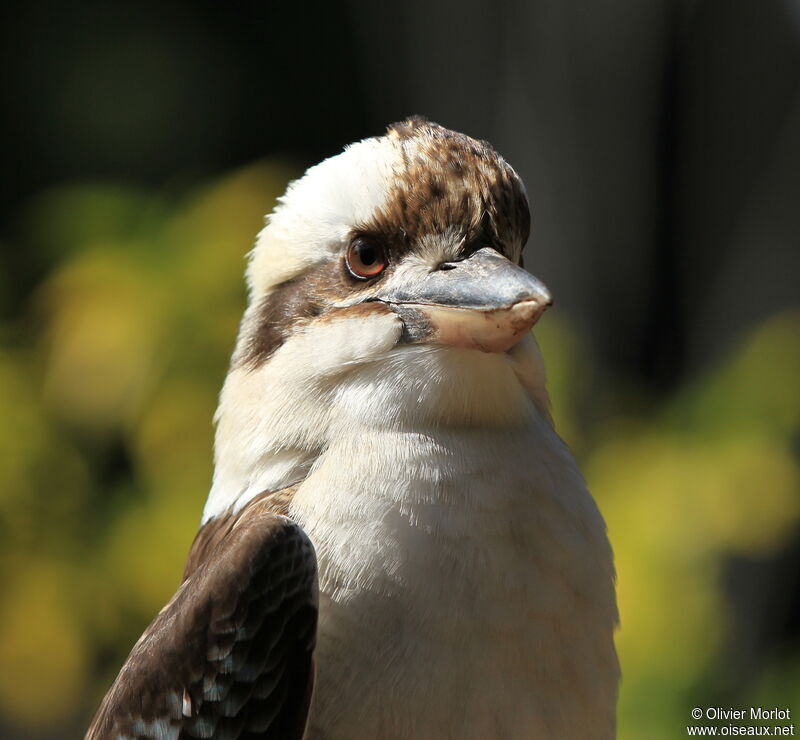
0,1,798,738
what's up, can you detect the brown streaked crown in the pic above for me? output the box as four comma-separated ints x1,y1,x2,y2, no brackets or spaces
368,116,530,258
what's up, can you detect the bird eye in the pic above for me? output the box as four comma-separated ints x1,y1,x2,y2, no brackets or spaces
346,239,387,279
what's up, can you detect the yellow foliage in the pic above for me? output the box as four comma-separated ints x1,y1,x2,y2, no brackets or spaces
39,250,166,430
104,488,200,618
585,312,800,738
0,561,89,728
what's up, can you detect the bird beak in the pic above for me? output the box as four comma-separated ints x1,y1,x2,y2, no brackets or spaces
376,247,552,353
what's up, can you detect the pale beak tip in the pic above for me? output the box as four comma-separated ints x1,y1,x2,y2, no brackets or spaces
510,297,550,330
518,274,552,314
534,284,553,310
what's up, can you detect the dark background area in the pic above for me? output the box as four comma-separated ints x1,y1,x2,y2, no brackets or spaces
0,1,798,737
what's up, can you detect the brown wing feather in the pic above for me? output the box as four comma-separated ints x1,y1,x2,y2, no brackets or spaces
86,494,317,740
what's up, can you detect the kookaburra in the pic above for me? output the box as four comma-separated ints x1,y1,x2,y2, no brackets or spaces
88,118,619,739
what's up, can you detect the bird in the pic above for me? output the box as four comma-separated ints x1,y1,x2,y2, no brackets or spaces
87,117,619,739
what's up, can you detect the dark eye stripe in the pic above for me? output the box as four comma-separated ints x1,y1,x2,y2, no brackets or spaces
235,278,322,369
233,253,389,370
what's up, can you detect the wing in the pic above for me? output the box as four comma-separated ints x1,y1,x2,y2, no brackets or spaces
87,505,318,740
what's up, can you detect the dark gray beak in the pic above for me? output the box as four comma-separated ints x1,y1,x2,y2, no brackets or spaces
377,247,552,353
379,247,551,310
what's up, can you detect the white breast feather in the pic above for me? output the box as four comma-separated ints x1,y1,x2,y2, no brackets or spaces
208,310,618,738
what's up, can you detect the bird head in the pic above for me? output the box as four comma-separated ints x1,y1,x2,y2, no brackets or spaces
206,118,554,519
237,117,550,367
